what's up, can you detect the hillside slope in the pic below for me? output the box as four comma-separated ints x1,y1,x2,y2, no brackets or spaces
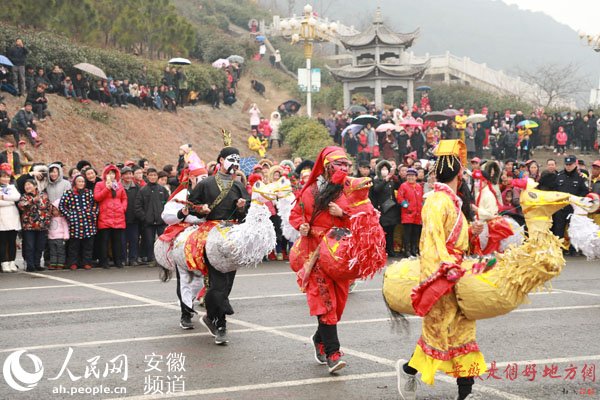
3,71,294,168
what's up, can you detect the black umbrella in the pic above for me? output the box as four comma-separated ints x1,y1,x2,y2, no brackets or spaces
352,114,379,126
279,100,301,114
416,85,431,92
423,111,451,122
346,105,367,114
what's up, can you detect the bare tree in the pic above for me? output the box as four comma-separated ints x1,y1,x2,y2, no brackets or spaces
518,63,586,108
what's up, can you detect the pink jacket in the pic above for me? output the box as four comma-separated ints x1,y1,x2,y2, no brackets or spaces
48,215,69,240
556,130,568,146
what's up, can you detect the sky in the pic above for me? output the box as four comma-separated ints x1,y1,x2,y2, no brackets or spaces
502,0,600,35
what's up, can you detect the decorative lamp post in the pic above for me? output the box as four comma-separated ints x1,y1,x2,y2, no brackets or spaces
276,4,336,117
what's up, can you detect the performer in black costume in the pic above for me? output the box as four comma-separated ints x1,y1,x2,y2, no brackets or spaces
188,147,250,345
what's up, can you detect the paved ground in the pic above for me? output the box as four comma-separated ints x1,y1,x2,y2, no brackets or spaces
0,256,599,400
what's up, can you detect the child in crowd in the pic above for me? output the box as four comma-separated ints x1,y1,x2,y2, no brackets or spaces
47,199,69,269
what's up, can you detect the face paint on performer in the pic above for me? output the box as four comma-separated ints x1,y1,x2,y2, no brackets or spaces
326,158,350,179
222,154,241,175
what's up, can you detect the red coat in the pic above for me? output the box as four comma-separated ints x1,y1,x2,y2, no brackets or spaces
94,165,127,229
258,120,272,138
289,182,351,325
556,130,568,146
397,181,423,224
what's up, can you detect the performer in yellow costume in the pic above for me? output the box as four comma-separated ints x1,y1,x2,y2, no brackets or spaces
397,140,485,400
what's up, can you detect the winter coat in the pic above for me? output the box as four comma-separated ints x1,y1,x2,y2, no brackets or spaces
135,182,169,226
59,188,98,239
249,107,261,126
344,133,358,157
0,151,21,178
258,120,272,138
94,165,127,229
556,130,568,146
270,113,281,140
0,183,21,231
370,160,400,227
122,181,141,224
248,135,267,157
17,191,50,230
6,45,28,66
48,199,69,240
46,163,71,203
397,181,423,225
10,108,35,131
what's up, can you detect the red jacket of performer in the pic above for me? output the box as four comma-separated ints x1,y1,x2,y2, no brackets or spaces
397,180,423,225
94,164,127,229
289,146,352,324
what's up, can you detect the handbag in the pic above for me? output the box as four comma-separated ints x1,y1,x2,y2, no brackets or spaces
381,198,396,214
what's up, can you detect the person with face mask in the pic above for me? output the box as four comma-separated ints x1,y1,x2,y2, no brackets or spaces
188,147,250,345
289,146,353,374
371,160,400,257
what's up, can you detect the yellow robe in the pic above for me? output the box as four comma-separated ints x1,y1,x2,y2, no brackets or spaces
408,188,487,384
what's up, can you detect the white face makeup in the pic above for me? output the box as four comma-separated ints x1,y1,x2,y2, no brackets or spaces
223,154,241,174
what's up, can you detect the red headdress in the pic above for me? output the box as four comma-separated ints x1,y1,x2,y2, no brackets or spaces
0,163,13,176
298,146,348,199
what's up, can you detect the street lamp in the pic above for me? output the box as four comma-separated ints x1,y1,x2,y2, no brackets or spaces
579,31,600,107
275,3,336,117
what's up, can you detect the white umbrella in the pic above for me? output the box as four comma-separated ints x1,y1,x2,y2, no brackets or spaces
212,58,230,68
168,57,191,65
73,63,107,80
227,55,244,64
466,114,488,124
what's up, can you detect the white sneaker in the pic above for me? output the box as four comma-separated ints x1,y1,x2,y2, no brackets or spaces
9,261,18,272
396,359,418,400
1,262,10,273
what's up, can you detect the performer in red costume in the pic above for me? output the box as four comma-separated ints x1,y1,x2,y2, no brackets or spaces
289,146,352,374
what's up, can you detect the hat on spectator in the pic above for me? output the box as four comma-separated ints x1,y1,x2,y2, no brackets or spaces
406,168,418,175
564,155,577,165
470,157,481,164
592,160,600,168
577,159,585,166
121,166,133,174
5,142,14,148
18,140,26,145
124,160,136,167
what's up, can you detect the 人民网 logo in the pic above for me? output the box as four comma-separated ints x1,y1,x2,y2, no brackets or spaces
3,350,44,391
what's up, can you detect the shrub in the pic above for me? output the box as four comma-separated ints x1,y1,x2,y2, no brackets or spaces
428,83,533,113
282,117,333,159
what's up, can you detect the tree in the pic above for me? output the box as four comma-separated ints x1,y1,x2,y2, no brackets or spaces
519,63,586,108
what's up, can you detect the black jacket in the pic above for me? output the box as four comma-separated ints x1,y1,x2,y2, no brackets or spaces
0,151,21,175
123,182,141,224
10,109,35,130
188,173,249,221
556,169,589,197
135,182,169,225
6,45,28,66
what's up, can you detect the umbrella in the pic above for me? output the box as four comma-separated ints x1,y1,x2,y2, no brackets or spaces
415,85,431,91
399,118,423,128
423,111,450,122
517,120,539,129
0,55,14,67
466,114,488,124
346,105,367,114
240,156,258,176
211,58,230,68
227,55,244,64
168,57,191,65
73,63,107,80
352,114,379,126
443,108,460,117
256,35,266,42
280,100,301,114
341,124,363,138
375,123,398,133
